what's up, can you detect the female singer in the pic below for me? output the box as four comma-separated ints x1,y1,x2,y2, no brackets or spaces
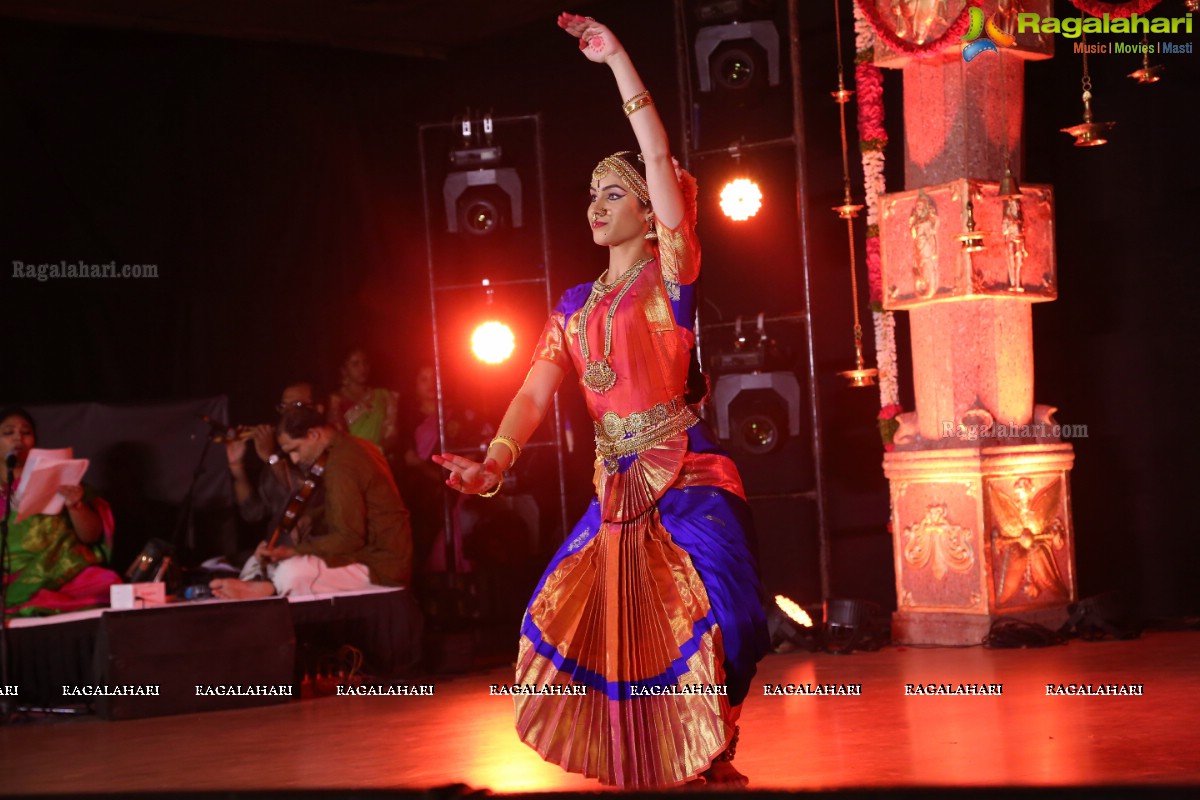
1,407,120,617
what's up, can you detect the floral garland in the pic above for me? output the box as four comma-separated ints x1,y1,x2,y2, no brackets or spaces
1066,0,1164,18
853,0,972,58
854,1,902,449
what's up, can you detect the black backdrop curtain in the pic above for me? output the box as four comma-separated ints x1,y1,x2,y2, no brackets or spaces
27,397,235,568
0,21,433,418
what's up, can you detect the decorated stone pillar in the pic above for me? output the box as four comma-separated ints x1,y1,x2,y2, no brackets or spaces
871,0,1078,644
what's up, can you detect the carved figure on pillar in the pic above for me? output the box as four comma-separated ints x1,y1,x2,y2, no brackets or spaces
903,504,975,581
886,0,955,44
1002,198,1027,292
908,191,940,298
993,0,1027,39
988,476,1068,605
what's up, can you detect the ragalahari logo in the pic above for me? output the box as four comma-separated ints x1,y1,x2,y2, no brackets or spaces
961,6,1016,62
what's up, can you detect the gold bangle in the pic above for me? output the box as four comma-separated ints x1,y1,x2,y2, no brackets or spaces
478,472,504,498
489,435,522,465
622,90,649,107
622,92,653,117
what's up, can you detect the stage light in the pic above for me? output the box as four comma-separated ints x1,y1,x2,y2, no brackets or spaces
713,42,759,90
776,594,813,628
733,404,783,455
769,595,885,654
710,314,800,454
719,178,762,221
693,20,780,95
823,598,885,655
443,112,523,235
471,321,515,365
460,190,503,235
769,594,819,652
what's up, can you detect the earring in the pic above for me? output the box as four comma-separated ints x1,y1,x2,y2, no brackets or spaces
645,214,658,241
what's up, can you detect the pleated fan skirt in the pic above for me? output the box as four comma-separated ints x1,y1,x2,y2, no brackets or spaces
514,429,768,788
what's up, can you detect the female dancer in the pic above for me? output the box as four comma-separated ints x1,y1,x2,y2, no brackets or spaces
434,13,768,788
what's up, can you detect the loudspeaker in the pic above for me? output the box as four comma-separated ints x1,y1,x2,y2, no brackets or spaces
92,599,296,720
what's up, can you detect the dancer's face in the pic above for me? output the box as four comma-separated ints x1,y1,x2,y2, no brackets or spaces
588,170,648,247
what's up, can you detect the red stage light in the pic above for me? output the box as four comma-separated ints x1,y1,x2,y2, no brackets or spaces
471,321,515,364
719,178,763,221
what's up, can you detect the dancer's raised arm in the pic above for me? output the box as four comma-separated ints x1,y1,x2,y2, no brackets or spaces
558,13,684,231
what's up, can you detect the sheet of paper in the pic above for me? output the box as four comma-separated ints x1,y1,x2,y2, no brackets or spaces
14,447,89,523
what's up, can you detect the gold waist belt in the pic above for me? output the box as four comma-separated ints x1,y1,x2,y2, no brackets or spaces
593,396,698,460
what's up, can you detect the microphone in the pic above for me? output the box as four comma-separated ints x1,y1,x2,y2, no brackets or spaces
4,453,15,471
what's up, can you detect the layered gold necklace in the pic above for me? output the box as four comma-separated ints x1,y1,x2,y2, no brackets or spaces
578,256,652,393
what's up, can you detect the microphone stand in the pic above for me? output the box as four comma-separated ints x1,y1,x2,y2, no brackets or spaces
1,458,17,721
171,422,218,558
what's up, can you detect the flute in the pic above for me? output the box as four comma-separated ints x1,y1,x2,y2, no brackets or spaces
202,415,287,464
201,414,259,443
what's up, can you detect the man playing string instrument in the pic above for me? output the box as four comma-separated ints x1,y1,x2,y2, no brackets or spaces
211,403,412,598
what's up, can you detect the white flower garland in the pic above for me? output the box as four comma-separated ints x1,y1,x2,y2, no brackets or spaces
854,3,901,412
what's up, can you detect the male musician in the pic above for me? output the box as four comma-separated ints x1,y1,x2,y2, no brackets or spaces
211,403,412,598
225,380,324,527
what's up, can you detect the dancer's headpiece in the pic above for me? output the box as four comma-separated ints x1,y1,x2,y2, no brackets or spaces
592,151,649,204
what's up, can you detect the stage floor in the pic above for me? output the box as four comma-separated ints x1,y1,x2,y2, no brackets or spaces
2,630,1198,794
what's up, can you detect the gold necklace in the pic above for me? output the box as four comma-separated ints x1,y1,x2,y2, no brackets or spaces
578,257,652,393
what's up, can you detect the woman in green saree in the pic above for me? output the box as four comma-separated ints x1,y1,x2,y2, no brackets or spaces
1,407,120,618
328,347,399,458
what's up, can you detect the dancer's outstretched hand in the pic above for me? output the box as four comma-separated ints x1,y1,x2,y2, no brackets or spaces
557,12,624,64
432,452,501,495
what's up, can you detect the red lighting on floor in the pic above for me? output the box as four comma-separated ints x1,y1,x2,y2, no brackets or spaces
471,321,515,364
720,178,763,221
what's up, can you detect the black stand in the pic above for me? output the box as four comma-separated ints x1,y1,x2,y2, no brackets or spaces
170,429,215,557
1,463,16,721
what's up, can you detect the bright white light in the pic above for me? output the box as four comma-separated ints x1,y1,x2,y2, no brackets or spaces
719,178,763,221
775,594,814,627
471,321,515,364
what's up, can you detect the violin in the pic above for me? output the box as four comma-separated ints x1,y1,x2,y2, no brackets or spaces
252,448,330,579
267,448,330,549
